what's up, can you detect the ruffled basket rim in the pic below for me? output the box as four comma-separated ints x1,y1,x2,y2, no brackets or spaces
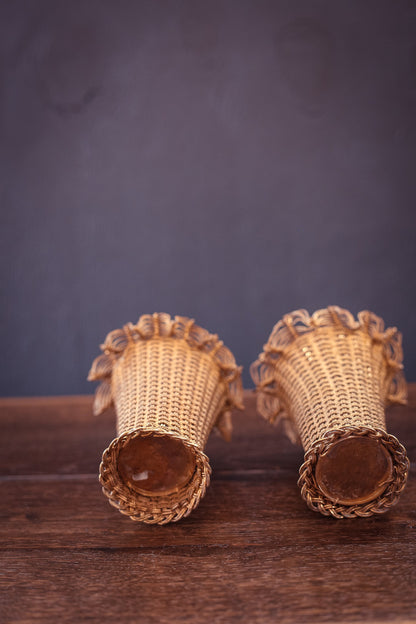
88,312,244,437
250,306,407,443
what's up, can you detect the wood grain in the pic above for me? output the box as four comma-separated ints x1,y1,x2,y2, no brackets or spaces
0,388,415,623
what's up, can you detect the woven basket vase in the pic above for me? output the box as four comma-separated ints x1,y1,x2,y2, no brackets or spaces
88,313,243,524
251,306,409,519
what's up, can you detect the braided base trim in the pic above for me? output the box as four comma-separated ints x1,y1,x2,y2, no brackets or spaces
298,426,409,518
99,429,211,525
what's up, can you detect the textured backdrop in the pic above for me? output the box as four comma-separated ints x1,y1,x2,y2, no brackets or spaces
1,0,415,395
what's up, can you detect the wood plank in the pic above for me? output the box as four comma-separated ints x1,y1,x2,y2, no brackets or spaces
1,544,415,624
1,475,415,550
0,389,414,476
1,388,415,624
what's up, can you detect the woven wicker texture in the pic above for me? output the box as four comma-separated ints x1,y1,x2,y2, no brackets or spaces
89,313,243,524
251,306,409,518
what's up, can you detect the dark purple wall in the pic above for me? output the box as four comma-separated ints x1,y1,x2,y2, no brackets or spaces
1,0,415,395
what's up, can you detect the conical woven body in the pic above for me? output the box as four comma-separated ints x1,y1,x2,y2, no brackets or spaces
112,338,227,448
251,307,409,518
270,329,390,453
89,313,243,524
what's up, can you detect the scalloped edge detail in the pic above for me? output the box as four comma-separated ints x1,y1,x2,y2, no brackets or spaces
250,306,407,443
88,313,244,439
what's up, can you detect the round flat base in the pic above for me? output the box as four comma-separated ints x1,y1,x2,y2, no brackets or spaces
117,434,197,496
315,436,393,505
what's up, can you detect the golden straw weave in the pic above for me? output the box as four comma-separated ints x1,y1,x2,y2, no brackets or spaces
251,306,409,518
89,313,243,524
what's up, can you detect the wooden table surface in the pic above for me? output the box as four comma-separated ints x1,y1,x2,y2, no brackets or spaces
1,387,415,624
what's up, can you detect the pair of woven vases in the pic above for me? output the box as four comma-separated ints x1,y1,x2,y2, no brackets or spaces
89,307,409,524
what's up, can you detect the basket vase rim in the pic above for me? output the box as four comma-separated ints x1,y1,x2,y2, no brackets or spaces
99,427,211,525
297,425,409,518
